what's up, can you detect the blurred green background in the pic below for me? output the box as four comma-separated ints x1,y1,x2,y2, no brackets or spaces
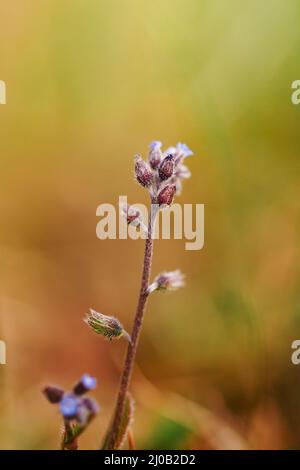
0,0,300,449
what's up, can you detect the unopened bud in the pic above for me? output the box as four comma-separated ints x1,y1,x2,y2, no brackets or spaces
85,309,131,342
157,184,176,206
158,154,174,181
73,374,97,396
148,141,163,169
120,203,141,226
43,385,65,404
82,397,100,416
147,270,185,294
134,155,153,187
76,397,100,425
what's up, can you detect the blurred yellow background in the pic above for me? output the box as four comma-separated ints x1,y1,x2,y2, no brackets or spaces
0,0,300,449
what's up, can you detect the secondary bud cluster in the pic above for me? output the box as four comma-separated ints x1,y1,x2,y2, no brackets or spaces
43,385,64,404
134,141,194,206
43,374,99,426
147,270,185,294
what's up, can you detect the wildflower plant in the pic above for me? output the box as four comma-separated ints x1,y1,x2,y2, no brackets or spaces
43,140,193,450
43,374,99,450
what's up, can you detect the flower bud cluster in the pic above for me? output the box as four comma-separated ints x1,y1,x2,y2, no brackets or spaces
43,374,99,426
134,141,194,206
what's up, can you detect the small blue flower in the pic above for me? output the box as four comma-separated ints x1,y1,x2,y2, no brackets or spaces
81,374,97,391
59,393,79,419
73,372,98,395
149,140,162,150
176,142,193,157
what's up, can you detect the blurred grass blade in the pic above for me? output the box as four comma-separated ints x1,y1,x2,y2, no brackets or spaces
102,392,134,450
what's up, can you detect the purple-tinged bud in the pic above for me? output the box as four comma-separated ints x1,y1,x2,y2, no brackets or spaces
43,385,65,404
120,203,141,226
59,393,80,419
147,270,185,294
134,155,153,187
82,397,100,416
158,154,174,181
73,374,97,396
148,141,163,169
120,203,148,236
149,140,162,151
76,397,100,425
157,184,176,206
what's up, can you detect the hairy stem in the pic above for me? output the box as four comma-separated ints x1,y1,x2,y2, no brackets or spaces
105,199,157,449
62,420,78,450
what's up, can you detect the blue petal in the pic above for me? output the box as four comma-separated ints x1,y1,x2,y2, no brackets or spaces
149,141,162,150
81,373,97,390
177,142,193,157
59,394,79,418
